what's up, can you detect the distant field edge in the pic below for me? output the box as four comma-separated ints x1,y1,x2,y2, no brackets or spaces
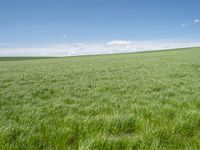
67,46,200,58
0,57,58,61
0,46,199,61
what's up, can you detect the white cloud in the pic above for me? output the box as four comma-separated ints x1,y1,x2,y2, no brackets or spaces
182,19,200,27
194,19,200,23
163,44,170,48
106,40,132,46
0,40,200,56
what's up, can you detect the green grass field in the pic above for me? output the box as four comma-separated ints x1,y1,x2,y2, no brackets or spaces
1,47,200,149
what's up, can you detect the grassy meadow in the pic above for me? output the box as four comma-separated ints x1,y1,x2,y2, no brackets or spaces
1,47,200,149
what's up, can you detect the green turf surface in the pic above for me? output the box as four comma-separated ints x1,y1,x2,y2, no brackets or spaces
1,47,200,149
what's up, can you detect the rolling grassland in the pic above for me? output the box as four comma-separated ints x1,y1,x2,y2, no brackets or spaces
1,48,200,149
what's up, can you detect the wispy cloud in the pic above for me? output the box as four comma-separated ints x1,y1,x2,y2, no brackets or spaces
182,18,200,27
0,40,200,56
182,24,186,27
194,19,200,23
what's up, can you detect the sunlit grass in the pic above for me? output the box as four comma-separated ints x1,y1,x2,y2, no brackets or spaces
1,47,200,149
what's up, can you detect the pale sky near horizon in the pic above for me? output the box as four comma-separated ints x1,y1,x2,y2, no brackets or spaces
0,0,200,56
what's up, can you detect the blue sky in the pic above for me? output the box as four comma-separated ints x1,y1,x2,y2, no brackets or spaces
0,0,200,56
